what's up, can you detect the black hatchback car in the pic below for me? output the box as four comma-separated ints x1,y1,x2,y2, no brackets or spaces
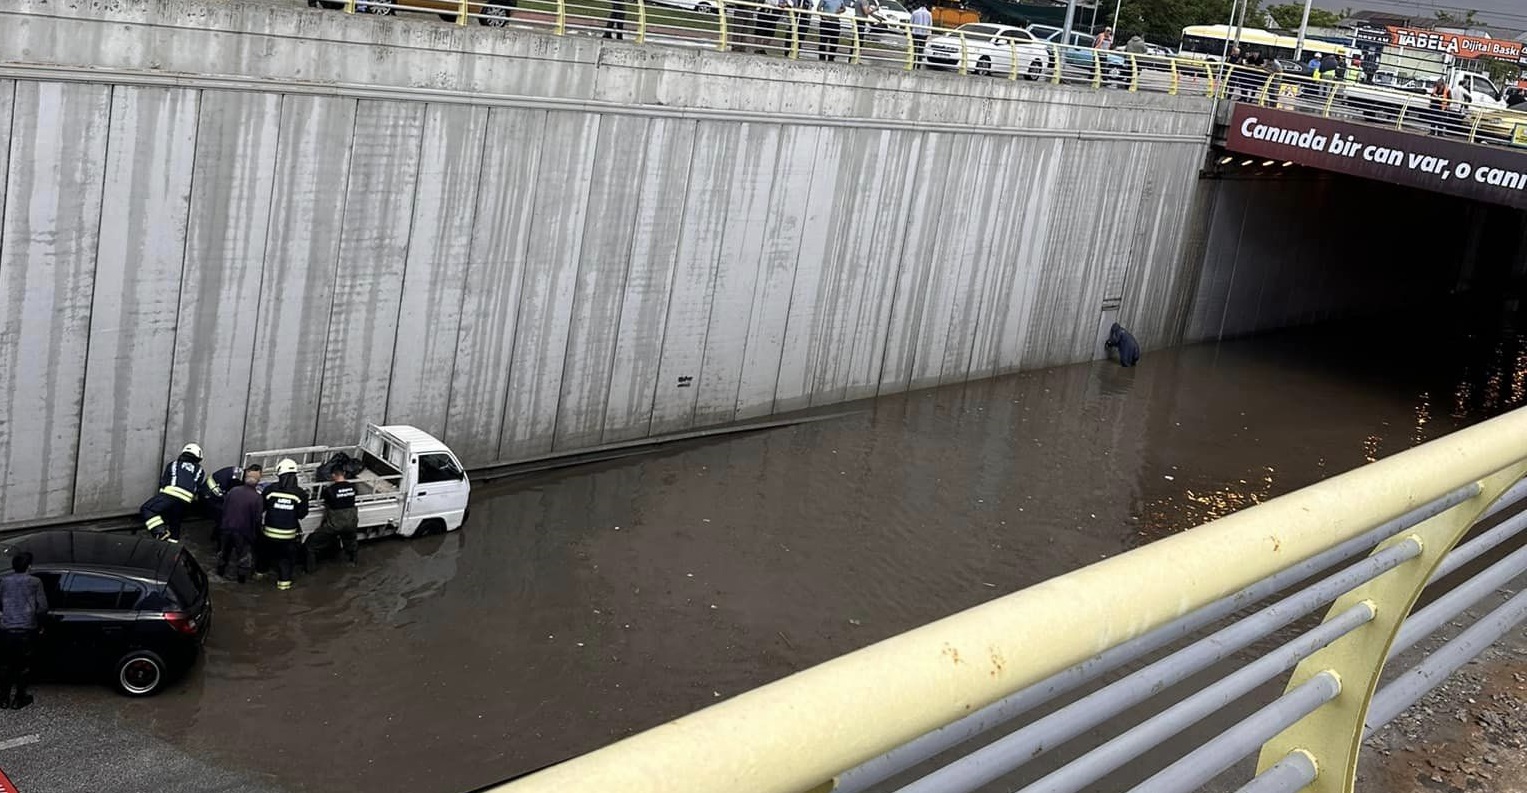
0,531,212,696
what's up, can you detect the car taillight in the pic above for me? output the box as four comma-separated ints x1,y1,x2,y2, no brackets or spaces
164,611,199,635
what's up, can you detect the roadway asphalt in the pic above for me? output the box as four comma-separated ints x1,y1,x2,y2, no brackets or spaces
0,684,284,793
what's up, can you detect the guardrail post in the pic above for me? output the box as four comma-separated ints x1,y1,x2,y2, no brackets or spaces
1394,102,1408,131
344,0,356,12
1322,81,1339,118
555,0,566,34
1204,64,1216,97
904,22,914,71
849,12,861,65
1167,57,1178,95
1256,74,1274,106
1091,48,1102,90
1050,43,1061,84
457,0,469,24
717,0,728,51
1127,54,1138,92
957,31,968,76
1256,463,1527,793
1468,110,1484,144
1008,40,1018,80
788,7,799,59
636,0,647,43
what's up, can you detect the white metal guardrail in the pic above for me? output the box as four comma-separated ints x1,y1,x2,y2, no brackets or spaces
487,406,1527,793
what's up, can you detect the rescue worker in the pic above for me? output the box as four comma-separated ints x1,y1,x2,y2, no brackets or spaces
139,443,211,543
217,465,263,584
262,458,310,591
314,468,361,567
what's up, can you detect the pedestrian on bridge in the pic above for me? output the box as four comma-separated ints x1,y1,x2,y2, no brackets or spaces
603,0,627,40
910,2,932,67
217,465,263,584
261,458,310,592
816,0,845,61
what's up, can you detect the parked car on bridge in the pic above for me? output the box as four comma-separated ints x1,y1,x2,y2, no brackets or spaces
1025,24,1129,84
924,23,1048,78
314,0,516,25
0,531,213,697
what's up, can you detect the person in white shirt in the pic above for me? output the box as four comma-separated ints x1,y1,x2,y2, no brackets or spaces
910,3,932,67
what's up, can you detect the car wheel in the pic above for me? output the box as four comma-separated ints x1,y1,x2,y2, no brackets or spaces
695,1,714,12
414,518,447,537
975,55,992,77
359,0,394,15
479,0,513,25
115,650,168,697
438,12,458,21
1026,58,1043,81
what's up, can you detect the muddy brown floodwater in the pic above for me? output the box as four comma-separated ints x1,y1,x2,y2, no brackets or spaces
129,304,1527,793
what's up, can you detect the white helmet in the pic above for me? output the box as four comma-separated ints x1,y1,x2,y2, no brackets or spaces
275,458,299,476
181,443,203,460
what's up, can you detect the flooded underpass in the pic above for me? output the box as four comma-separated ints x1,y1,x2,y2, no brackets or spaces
13,299,1527,793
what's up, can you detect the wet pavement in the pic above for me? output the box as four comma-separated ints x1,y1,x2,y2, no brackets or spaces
7,304,1527,793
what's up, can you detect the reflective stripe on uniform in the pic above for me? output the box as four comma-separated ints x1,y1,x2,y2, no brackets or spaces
263,526,299,540
268,491,304,501
161,485,195,502
145,516,165,529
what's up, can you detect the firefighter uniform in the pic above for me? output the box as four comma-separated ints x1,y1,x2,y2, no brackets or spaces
139,444,210,543
262,459,310,591
316,478,360,566
206,466,247,541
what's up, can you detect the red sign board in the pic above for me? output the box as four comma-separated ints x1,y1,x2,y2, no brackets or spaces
1388,26,1527,66
1225,105,1527,209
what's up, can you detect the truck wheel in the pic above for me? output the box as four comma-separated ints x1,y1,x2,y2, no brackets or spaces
115,650,168,697
415,518,447,537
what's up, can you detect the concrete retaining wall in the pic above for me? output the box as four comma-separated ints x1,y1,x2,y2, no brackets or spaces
0,0,1215,524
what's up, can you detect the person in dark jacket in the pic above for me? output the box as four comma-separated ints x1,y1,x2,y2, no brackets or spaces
0,552,49,709
314,468,361,567
217,465,264,583
1105,323,1141,367
139,443,212,543
262,459,310,592
206,463,250,543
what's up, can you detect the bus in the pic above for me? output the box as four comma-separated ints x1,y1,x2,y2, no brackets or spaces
1177,25,1351,63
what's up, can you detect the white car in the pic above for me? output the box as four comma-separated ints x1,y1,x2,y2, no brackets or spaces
924,23,1049,78
872,0,910,31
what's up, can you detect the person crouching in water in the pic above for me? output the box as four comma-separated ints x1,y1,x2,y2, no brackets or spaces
316,469,360,567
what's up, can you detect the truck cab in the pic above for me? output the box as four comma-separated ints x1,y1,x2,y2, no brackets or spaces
242,424,470,540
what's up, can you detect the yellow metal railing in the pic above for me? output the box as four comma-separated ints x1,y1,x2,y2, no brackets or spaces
317,0,1527,147
487,406,1527,793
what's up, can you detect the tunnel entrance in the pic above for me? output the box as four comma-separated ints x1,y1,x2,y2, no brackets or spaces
1186,113,1527,343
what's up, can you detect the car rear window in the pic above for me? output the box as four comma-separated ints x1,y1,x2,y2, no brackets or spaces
168,551,208,608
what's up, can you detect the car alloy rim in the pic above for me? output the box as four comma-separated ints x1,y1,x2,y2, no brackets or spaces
365,0,391,13
121,658,161,694
485,5,508,23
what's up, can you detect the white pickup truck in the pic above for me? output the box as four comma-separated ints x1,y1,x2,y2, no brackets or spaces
241,424,471,541
1340,69,1507,123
